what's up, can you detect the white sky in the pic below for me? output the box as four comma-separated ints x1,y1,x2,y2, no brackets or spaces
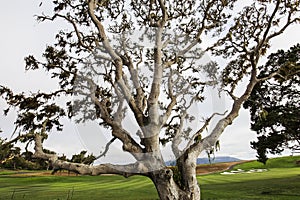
0,1,299,163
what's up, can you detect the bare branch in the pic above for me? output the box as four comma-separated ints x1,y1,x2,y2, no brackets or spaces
95,137,117,160
266,16,300,42
160,69,177,125
258,69,300,82
125,56,147,112
148,28,164,127
86,78,144,158
31,122,147,176
256,0,281,52
224,89,238,101
33,133,144,177
193,70,259,156
87,1,146,128
171,111,186,158
87,0,120,60
1,132,35,148
158,0,168,24
37,13,93,52
184,111,228,152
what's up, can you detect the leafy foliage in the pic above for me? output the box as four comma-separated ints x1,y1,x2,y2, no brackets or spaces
70,150,96,165
244,44,300,164
0,138,52,170
0,137,95,170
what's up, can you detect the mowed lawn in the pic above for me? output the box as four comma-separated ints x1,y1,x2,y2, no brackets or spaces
199,156,300,200
0,175,158,200
0,156,299,200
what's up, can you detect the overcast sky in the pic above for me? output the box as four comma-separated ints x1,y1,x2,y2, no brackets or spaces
0,1,299,163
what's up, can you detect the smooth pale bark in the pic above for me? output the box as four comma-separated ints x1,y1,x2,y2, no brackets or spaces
10,1,297,200
150,168,200,200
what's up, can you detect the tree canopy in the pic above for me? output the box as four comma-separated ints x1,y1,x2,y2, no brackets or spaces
0,138,50,170
244,44,300,164
0,0,299,199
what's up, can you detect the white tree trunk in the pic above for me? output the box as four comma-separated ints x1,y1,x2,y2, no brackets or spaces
150,168,200,200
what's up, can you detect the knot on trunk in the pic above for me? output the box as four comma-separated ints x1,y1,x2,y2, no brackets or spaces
159,168,173,180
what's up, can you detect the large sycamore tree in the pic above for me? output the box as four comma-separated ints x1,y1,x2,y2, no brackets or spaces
1,0,299,199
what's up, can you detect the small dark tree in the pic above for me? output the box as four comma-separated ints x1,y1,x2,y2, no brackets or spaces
0,141,25,170
0,139,51,170
0,138,17,168
71,150,96,165
1,1,300,199
244,44,300,164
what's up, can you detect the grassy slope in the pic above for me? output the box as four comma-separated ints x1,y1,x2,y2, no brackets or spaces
231,155,300,170
0,156,299,200
198,155,300,200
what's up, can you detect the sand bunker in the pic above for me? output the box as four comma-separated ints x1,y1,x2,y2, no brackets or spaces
220,168,267,175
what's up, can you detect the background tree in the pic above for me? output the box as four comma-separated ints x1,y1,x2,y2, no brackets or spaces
0,139,30,170
70,150,96,165
0,138,53,170
244,44,300,164
0,138,18,168
0,0,299,199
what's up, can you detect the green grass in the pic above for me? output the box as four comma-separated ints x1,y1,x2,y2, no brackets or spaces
198,167,300,200
198,155,300,200
0,156,299,200
231,155,300,170
0,175,158,200
0,169,33,176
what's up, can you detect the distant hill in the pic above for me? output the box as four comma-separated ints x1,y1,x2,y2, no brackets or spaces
197,156,241,165
166,156,241,166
